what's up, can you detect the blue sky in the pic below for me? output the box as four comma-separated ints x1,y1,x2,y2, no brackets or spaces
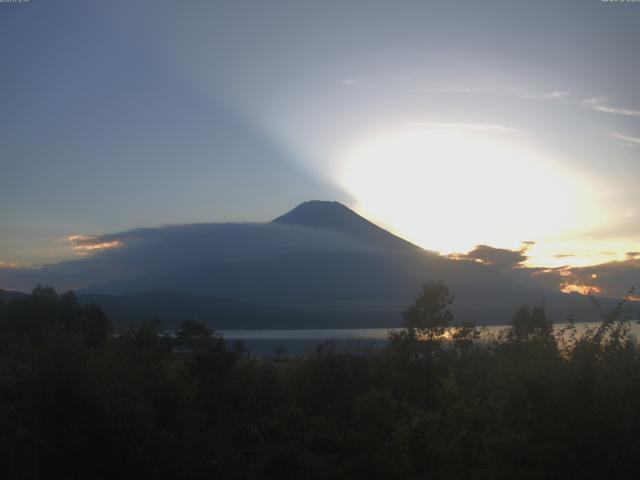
1,0,639,269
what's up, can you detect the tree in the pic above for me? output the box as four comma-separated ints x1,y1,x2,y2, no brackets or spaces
402,281,454,341
272,343,287,360
175,319,215,353
506,305,555,347
389,281,455,364
232,339,250,358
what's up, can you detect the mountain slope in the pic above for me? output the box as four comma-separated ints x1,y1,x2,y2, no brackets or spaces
79,291,400,329
272,200,418,252
0,288,28,302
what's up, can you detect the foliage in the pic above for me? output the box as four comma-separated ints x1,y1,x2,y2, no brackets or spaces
175,318,218,353
1,284,639,478
402,280,454,339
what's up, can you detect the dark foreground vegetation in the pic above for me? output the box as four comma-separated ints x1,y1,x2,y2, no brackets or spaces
1,284,639,479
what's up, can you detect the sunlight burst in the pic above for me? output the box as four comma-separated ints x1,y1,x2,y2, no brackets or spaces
337,126,601,258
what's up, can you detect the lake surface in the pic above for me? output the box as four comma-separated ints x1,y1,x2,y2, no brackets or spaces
219,322,640,357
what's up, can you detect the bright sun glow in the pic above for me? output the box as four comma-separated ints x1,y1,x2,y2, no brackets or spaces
522,238,640,268
338,125,603,259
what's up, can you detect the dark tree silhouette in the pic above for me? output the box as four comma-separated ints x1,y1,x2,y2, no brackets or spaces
507,304,555,346
2,283,640,479
402,280,454,340
175,318,215,353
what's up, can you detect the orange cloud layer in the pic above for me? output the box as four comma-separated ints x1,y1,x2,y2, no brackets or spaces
559,283,602,295
67,235,124,255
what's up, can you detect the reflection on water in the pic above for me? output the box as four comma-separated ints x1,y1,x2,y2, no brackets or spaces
219,322,640,357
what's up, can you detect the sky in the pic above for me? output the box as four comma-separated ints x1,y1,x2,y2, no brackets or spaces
1,0,639,283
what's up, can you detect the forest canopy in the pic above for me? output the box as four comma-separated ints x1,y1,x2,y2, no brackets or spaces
1,283,639,479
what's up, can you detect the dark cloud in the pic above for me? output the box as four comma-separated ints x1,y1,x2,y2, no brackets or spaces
521,258,640,299
0,223,378,292
579,258,640,298
450,244,528,269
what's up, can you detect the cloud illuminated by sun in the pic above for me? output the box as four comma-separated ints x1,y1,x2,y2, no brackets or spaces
67,235,124,255
559,283,602,296
530,266,603,296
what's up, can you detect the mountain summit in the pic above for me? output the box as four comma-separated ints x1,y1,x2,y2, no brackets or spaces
271,201,418,251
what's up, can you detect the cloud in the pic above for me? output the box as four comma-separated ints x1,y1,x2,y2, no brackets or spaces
528,266,602,295
511,90,571,100
415,86,571,102
559,282,602,296
342,78,358,85
0,222,382,292
0,262,18,270
449,244,530,269
571,259,640,298
593,105,640,116
540,91,571,99
607,132,640,147
584,97,640,117
67,235,124,255
411,122,522,135
412,86,640,121
526,258,640,299
412,86,495,95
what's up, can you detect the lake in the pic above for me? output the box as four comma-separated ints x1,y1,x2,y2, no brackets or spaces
219,321,640,357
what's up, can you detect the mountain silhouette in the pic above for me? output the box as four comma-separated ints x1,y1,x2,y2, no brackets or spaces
2,201,607,327
78,291,399,329
272,200,418,251
0,288,27,302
